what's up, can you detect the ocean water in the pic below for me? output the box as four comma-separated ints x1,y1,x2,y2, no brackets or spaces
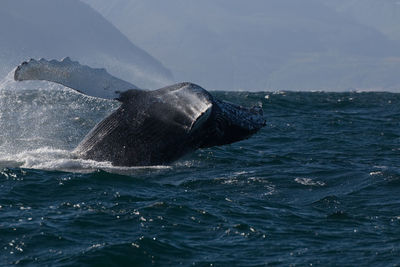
1,80,400,266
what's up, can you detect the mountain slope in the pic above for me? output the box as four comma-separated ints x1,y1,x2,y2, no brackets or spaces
83,0,400,91
321,0,400,41
0,0,173,89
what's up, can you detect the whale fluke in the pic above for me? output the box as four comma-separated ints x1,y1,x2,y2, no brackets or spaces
13,58,266,166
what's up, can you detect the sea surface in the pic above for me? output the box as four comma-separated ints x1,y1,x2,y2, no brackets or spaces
1,79,400,266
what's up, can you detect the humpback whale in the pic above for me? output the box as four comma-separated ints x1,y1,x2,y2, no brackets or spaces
14,58,265,166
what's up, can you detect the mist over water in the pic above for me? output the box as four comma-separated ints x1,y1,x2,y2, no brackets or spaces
82,0,400,91
1,79,400,265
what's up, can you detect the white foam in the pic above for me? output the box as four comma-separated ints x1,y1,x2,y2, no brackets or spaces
0,147,171,173
294,177,326,186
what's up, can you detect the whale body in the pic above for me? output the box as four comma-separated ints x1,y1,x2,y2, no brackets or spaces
14,58,265,166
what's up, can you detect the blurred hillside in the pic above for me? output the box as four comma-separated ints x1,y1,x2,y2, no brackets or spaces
0,0,173,89
83,0,400,91
322,0,400,41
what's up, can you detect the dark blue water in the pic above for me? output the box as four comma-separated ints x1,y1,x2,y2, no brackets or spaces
1,91,400,266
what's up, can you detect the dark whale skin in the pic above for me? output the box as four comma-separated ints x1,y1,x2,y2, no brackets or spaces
14,59,266,167
74,83,265,166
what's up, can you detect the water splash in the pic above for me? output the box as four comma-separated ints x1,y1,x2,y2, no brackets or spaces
0,73,120,171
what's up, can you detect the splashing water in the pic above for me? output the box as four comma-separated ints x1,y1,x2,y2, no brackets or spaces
0,71,123,171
